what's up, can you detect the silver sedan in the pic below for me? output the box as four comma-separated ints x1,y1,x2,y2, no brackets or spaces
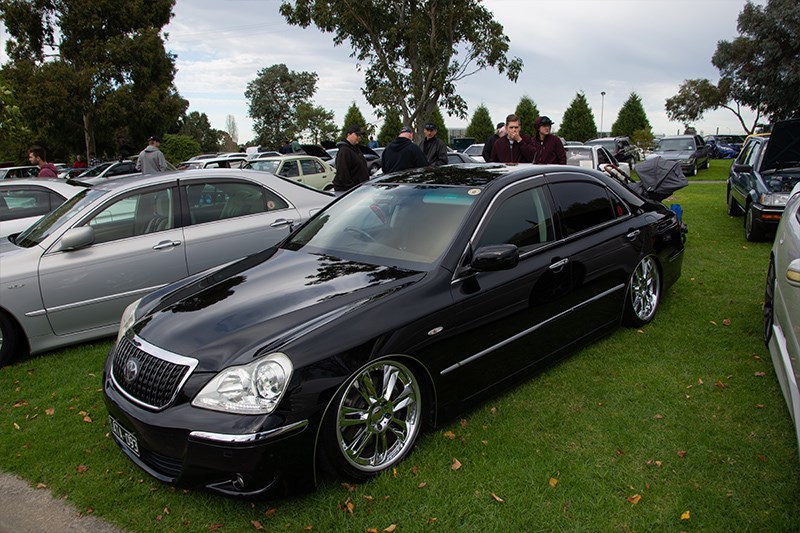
0,179,87,238
765,182,800,453
0,169,334,365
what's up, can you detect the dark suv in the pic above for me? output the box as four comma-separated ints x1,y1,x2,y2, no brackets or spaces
727,119,800,241
585,137,637,164
652,135,710,176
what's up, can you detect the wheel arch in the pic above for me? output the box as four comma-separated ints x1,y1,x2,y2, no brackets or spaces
0,306,31,365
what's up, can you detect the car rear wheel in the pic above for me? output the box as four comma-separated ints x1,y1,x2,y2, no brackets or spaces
323,359,423,481
622,256,661,327
0,312,21,367
745,204,766,242
688,164,697,176
727,188,742,216
764,257,776,345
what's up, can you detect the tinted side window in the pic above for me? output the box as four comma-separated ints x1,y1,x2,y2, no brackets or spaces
0,188,64,221
476,187,555,250
185,181,289,224
550,181,616,236
279,161,300,178
300,159,323,175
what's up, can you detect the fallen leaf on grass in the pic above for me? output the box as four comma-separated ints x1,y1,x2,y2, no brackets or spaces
757,454,767,462
426,518,438,525
627,494,641,505
163,507,170,515
645,458,663,468
756,404,765,409
443,430,455,440
36,483,47,489
715,380,728,389
710,320,718,326
13,422,20,430
208,524,224,531
384,525,397,532
681,510,691,520
303,526,313,531
83,415,92,423
754,372,766,377
76,465,89,473
339,499,354,514
722,319,731,326
451,458,462,471
491,492,505,503
13,400,28,408
460,419,468,428
676,450,687,458
615,449,625,456
251,520,264,530
549,477,558,488
697,378,704,385
264,508,276,518
654,414,664,420
340,482,357,492
45,407,55,416
418,482,427,489
361,495,375,501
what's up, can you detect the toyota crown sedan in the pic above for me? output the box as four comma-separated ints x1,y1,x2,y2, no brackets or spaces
0,169,333,365
103,164,685,497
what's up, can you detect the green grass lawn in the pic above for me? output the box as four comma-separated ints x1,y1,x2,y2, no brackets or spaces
2,179,799,532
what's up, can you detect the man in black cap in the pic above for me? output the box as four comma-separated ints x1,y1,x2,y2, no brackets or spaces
482,122,506,162
532,116,566,164
136,135,167,174
381,126,428,173
419,122,448,167
333,125,370,194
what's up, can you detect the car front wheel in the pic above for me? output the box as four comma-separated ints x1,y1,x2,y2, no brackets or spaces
727,188,742,216
322,359,423,481
745,204,766,242
622,256,661,327
764,257,776,345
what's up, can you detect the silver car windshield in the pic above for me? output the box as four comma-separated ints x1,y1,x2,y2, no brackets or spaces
14,187,108,248
285,183,477,268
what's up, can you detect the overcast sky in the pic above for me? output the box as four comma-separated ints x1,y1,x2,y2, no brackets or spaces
2,0,765,143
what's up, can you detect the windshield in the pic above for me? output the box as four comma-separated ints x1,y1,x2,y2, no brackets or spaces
284,183,478,268
78,162,113,177
565,147,595,168
14,187,108,247
657,138,695,151
244,160,281,173
717,135,745,144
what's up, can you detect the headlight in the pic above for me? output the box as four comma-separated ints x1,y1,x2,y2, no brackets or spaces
759,193,790,207
117,298,142,342
192,353,293,415
678,158,694,165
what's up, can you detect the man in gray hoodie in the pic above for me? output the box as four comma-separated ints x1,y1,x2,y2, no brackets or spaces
136,136,167,174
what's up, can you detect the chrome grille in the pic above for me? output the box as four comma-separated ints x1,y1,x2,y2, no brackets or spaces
112,336,195,410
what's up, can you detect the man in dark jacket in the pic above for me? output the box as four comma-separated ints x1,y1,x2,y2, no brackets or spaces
381,126,428,173
482,122,506,162
419,123,448,166
531,116,567,164
333,125,370,194
489,114,535,163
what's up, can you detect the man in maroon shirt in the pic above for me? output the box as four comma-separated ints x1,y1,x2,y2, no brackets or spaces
28,146,59,177
488,114,535,163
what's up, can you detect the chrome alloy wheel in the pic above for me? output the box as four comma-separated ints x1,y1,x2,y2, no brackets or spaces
335,360,421,473
629,256,661,323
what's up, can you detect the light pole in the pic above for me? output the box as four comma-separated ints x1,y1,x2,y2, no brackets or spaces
600,91,606,136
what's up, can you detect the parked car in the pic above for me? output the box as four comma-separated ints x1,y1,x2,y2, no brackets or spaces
565,144,633,176
0,169,334,365
102,164,684,497
764,181,800,454
0,179,86,238
77,160,140,182
246,151,282,161
0,166,39,180
176,156,247,170
705,134,746,159
446,151,479,164
650,135,710,176
244,155,336,191
727,119,800,241
585,137,638,164
463,143,485,162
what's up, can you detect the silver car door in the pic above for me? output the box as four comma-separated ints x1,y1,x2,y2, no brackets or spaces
180,178,301,275
38,186,188,336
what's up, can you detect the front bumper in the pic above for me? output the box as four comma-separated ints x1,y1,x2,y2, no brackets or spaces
750,203,784,233
102,360,318,498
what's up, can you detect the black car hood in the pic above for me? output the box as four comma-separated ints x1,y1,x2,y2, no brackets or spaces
761,118,800,171
133,249,424,371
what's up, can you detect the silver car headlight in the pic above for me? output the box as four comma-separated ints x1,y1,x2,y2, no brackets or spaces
759,193,790,207
192,353,293,415
678,158,693,164
117,298,142,342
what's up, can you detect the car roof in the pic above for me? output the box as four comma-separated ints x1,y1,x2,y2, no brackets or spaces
0,177,87,195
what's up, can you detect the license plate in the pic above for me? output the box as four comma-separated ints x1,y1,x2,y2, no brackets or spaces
109,415,140,457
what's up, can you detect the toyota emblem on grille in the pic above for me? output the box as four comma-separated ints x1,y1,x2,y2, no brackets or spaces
124,358,140,384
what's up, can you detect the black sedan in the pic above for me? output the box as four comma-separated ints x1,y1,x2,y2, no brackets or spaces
103,164,685,497
727,119,800,241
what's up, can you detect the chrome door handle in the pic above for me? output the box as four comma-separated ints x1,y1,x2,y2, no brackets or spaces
549,258,569,272
152,240,181,250
626,229,641,240
270,219,295,228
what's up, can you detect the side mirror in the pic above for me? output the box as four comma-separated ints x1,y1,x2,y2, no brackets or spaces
58,226,95,251
471,244,519,272
733,163,753,173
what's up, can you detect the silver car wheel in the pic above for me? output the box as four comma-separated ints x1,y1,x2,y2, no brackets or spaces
628,256,661,324
335,360,421,473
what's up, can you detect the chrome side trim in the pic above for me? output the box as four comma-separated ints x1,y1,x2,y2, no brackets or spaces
190,420,309,444
26,285,167,317
440,283,625,375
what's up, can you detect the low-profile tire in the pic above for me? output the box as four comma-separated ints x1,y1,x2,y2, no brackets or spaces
622,256,661,327
745,204,766,242
322,359,423,482
727,188,742,216
0,312,21,367
764,257,776,345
